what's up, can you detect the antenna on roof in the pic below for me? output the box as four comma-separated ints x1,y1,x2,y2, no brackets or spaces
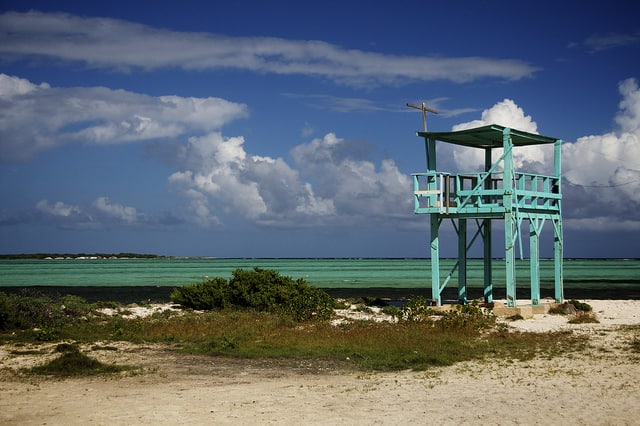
406,102,439,132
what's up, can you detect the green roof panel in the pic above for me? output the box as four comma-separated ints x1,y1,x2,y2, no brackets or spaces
417,124,559,148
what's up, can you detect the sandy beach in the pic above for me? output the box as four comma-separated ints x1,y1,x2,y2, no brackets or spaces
1,299,639,425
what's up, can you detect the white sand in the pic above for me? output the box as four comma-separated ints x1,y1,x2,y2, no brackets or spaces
1,300,639,425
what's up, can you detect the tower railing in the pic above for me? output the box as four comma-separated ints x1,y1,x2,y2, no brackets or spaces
413,171,560,215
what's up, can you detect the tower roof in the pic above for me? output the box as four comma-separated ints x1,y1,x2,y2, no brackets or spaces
417,124,560,149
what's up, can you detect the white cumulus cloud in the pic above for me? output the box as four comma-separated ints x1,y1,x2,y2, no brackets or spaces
0,74,248,161
168,131,412,229
36,200,81,217
35,196,160,229
562,78,640,222
440,79,640,230
450,99,550,173
92,197,139,224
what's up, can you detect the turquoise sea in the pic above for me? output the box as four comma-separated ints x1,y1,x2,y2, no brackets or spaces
1,258,639,302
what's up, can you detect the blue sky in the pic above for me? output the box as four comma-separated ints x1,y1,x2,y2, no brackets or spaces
1,1,639,258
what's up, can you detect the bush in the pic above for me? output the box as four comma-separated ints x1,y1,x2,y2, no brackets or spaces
61,295,95,318
170,277,230,310
568,299,592,312
0,291,98,331
437,301,496,330
7,292,66,329
171,267,336,321
399,296,435,321
0,292,9,330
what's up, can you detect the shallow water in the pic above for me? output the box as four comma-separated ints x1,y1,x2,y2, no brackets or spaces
1,257,638,294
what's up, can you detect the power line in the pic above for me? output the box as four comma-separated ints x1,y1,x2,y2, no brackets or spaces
564,177,640,188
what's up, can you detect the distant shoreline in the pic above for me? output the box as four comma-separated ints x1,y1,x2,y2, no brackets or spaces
2,285,639,304
2,255,640,261
0,253,166,260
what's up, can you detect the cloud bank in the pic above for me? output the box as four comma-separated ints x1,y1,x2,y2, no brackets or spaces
0,74,248,161
167,132,411,228
4,73,412,230
450,78,640,230
0,11,538,86
3,73,640,233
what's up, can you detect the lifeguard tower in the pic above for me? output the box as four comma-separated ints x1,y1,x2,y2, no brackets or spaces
412,124,564,307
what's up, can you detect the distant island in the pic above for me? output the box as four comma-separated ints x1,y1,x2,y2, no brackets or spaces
0,253,166,260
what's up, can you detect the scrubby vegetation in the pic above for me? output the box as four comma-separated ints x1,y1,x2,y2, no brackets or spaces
0,270,593,373
549,299,599,324
170,267,337,321
28,343,131,377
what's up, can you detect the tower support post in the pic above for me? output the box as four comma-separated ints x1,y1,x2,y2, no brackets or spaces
430,215,441,305
458,219,467,304
530,219,540,305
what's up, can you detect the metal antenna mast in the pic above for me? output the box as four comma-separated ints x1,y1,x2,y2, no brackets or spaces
406,102,439,131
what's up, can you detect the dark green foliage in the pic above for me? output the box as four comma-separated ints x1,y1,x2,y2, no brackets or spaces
170,267,336,321
6,291,66,329
0,292,9,330
170,277,230,310
399,295,436,321
568,299,592,312
0,291,98,331
437,302,496,330
550,300,593,316
61,295,95,318
55,342,79,353
397,297,495,330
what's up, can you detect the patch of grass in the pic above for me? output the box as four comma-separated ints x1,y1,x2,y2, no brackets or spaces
28,345,132,377
622,326,640,354
550,300,593,316
1,289,592,373
381,306,401,317
10,349,48,355
156,309,585,371
568,311,599,324
55,342,79,353
91,345,119,351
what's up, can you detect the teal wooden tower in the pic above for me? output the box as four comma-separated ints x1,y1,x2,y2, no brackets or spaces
413,125,564,307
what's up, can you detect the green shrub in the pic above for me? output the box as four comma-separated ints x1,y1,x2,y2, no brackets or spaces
399,295,435,321
171,268,336,321
170,277,230,310
381,305,401,317
0,292,100,332
61,295,95,318
437,301,496,330
568,299,592,312
0,292,9,330
7,292,66,329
